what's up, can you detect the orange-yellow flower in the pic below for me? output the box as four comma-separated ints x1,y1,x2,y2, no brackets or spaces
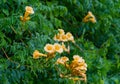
53,34,61,41
44,44,55,53
25,6,34,14
89,17,96,23
73,55,85,62
53,29,75,43
20,16,30,22
66,32,75,43
60,34,68,42
56,56,69,65
83,11,96,23
20,6,34,22
57,54,87,82
33,50,47,59
20,16,24,21
54,34,68,42
69,55,87,82
58,29,65,35
66,32,73,39
74,65,87,71
33,50,40,59
54,43,63,53
88,11,94,18
60,73,64,78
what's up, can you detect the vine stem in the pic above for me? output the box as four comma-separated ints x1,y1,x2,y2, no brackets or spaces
2,48,10,60
10,25,28,47
20,39,28,47
2,47,20,65
21,21,32,36
62,17,80,28
1,47,32,69
10,26,17,34
72,43,83,52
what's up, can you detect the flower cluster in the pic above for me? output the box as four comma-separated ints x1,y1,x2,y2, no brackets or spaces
69,55,87,82
44,43,70,58
83,11,96,23
33,43,69,59
44,43,63,54
32,28,87,82
20,6,34,22
56,55,87,82
54,29,75,43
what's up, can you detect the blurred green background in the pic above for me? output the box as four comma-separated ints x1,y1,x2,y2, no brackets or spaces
0,0,120,84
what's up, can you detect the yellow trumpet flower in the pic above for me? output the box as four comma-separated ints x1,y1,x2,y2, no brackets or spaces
33,50,47,59
44,44,55,54
83,11,96,23
20,6,34,22
56,56,69,65
54,43,63,53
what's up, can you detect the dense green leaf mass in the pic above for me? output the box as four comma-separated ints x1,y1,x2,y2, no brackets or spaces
0,0,120,84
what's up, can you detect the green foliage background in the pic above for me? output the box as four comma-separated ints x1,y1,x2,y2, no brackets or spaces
0,0,120,84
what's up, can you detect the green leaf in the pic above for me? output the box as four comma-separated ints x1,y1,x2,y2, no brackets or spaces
2,9,9,16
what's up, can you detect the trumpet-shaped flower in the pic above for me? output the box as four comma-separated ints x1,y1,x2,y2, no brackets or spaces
60,34,68,42
66,32,73,40
20,6,34,22
25,6,34,14
56,56,69,65
58,29,65,35
89,17,96,23
87,11,95,18
54,43,63,53
83,11,96,23
20,16,24,21
53,34,61,41
73,55,85,63
44,44,55,54
33,50,47,59
66,32,75,43
20,16,30,22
